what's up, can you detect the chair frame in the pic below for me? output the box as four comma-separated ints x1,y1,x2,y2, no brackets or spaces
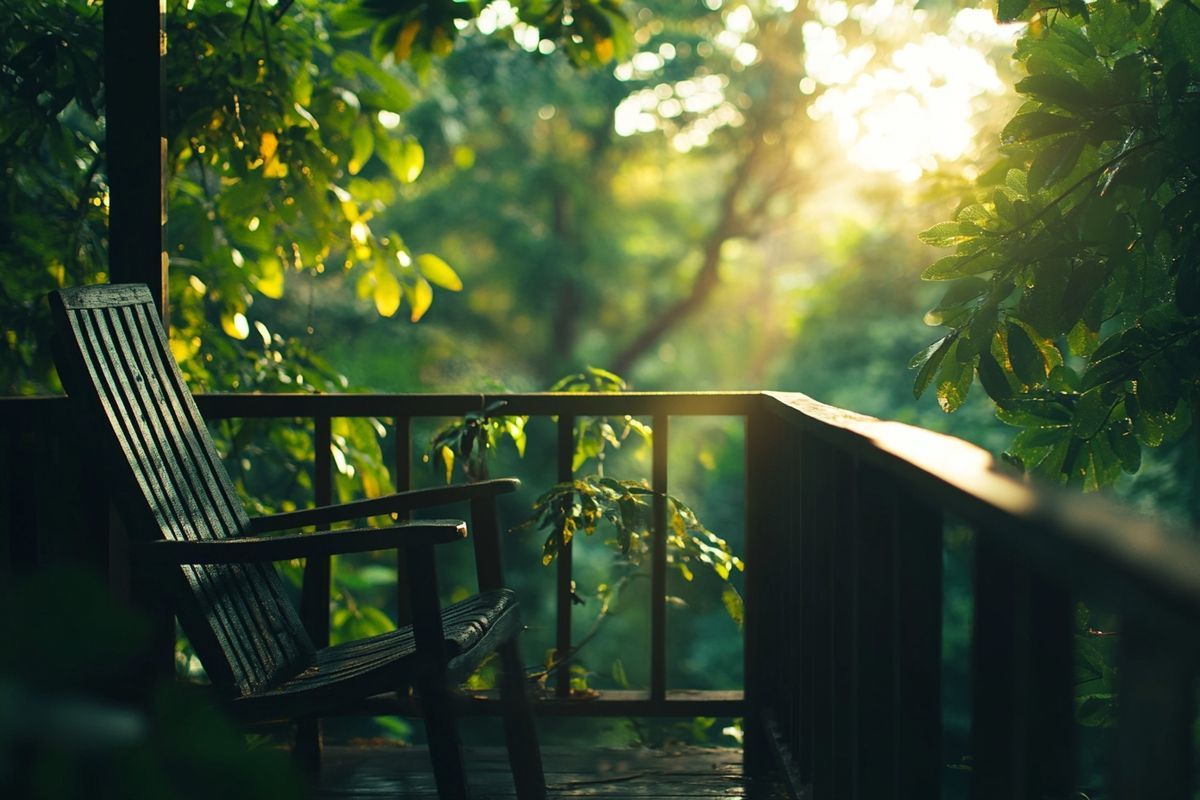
50,283,544,800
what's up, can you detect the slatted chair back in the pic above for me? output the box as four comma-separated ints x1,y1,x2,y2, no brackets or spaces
50,284,315,697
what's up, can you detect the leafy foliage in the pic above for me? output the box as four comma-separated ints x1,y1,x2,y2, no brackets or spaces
429,399,528,482
524,476,743,596
913,0,1200,490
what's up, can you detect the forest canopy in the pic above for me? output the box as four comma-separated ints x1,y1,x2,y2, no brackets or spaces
1,0,1197,511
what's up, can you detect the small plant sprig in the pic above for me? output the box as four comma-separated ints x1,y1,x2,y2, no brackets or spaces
523,477,743,592
427,399,528,482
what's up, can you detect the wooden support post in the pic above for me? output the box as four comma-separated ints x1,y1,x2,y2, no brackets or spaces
744,408,785,777
854,463,898,800
555,414,574,698
972,533,1074,800
1114,619,1196,800
802,435,836,796
394,414,413,626
104,0,167,321
830,449,857,798
297,414,333,771
650,413,668,703
895,493,943,799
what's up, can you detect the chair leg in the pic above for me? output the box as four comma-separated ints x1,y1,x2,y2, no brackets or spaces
293,716,322,779
419,675,470,800
498,640,546,800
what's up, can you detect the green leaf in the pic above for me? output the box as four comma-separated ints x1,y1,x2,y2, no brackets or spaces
1000,111,1080,145
416,253,462,291
1006,322,1047,387
1108,423,1141,473
998,0,1030,22
722,586,744,628
935,343,976,413
1072,386,1111,439
373,268,402,317
1028,134,1085,193
1062,260,1111,326
918,221,974,248
408,276,433,322
349,121,374,175
977,351,1013,403
910,335,955,399
1015,74,1096,111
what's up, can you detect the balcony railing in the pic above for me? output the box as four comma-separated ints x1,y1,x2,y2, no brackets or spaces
4,390,1200,799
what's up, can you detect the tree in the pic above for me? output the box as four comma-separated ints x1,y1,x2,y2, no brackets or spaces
0,0,630,394
912,0,1200,491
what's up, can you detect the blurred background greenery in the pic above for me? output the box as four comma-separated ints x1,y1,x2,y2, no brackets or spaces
3,0,1198,795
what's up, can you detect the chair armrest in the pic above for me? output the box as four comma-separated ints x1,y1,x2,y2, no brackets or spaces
247,478,521,534
135,520,467,565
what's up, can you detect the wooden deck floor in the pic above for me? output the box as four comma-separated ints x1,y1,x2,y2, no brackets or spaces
314,745,788,799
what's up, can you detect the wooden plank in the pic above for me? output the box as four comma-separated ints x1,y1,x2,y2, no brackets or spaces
651,413,668,703
195,392,759,420
314,746,784,800
350,689,744,718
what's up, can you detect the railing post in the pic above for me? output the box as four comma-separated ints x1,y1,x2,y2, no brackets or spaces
394,414,413,625
853,462,898,799
831,449,857,797
650,413,669,703
1114,618,1196,800
297,413,333,768
555,414,574,698
301,414,333,647
744,406,790,779
971,533,1073,800
803,434,836,796
853,472,943,798
894,492,942,799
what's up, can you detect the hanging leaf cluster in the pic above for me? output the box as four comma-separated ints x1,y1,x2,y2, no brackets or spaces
428,400,528,482
523,476,744,619
339,0,633,71
550,367,652,472
912,0,1200,490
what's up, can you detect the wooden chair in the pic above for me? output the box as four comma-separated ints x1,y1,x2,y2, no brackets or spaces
49,283,545,800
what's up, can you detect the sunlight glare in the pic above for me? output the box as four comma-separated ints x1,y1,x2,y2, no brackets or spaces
805,0,1019,182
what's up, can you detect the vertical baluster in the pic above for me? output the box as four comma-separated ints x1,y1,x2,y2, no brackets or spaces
1114,618,1196,800
803,435,836,796
972,534,1020,800
972,533,1074,800
296,413,332,770
555,414,574,698
831,450,857,798
651,413,669,703
785,424,802,771
744,408,784,776
6,427,38,573
394,414,412,625
895,493,942,799
855,463,899,800
301,414,333,646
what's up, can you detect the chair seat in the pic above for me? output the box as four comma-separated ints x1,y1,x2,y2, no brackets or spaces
230,590,521,721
